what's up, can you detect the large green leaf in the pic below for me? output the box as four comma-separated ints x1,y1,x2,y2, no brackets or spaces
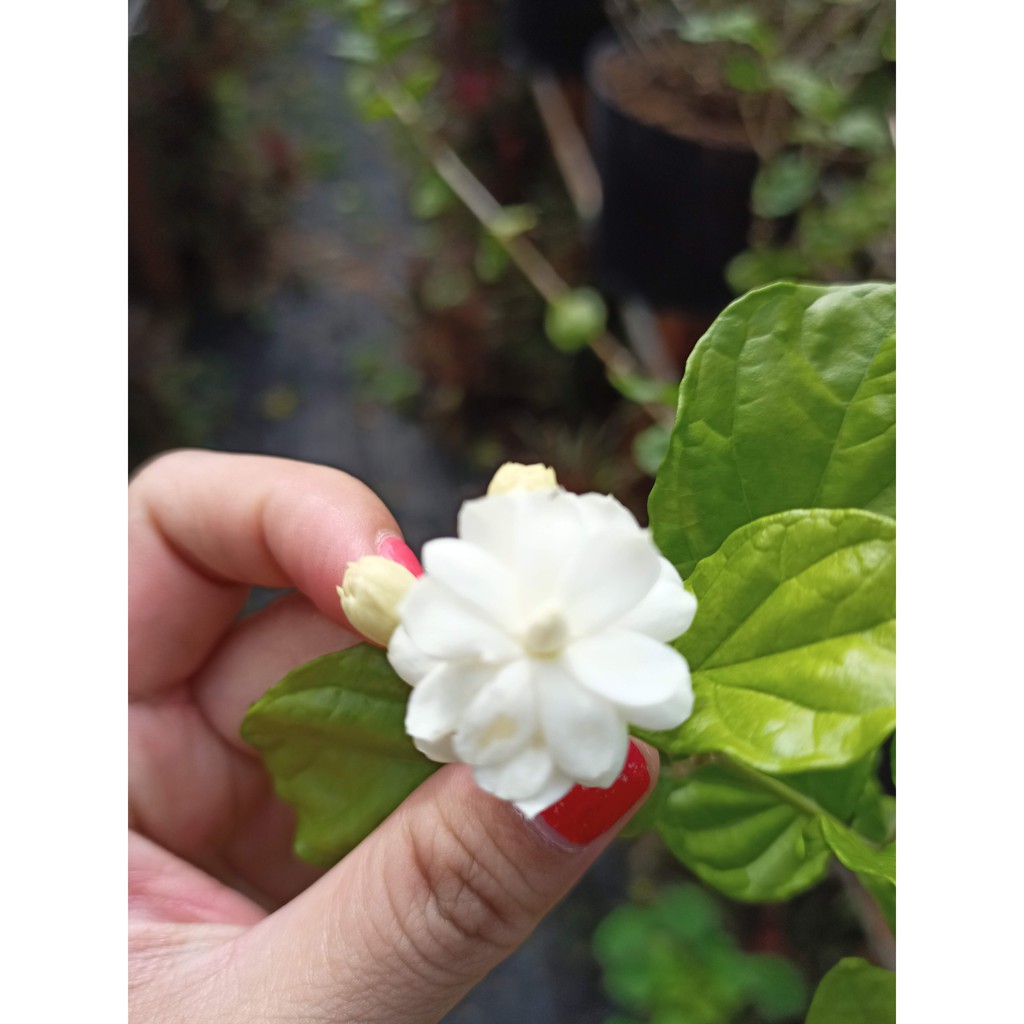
241,644,437,866
652,508,895,772
805,959,895,1024
656,756,874,902
649,281,895,577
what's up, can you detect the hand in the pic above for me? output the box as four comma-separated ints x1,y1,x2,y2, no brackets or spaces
129,450,657,1023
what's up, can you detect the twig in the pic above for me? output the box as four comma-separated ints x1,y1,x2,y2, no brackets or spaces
831,861,896,971
378,73,674,428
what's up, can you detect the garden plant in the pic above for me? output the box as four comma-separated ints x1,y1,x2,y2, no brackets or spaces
243,278,897,1022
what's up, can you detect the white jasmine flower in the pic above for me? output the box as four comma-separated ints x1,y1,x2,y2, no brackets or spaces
387,483,696,816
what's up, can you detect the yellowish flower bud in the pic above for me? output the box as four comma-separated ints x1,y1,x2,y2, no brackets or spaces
337,555,417,646
486,462,558,496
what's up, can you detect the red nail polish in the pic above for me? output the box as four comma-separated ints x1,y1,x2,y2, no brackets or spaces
378,535,424,577
539,743,650,846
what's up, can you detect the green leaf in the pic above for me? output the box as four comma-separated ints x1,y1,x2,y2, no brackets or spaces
410,173,455,219
820,817,895,884
656,508,895,772
608,373,680,407
486,204,538,241
633,424,672,477
806,959,895,1024
829,109,891,153
725,247,811,293
474,232,509,283
649,281,896,577
681,9,776,54
544,288,607,352
241,644,437,866
332,29,380,64
656,756,873,901
752,154,820,218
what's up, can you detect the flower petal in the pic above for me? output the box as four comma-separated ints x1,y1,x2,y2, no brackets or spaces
560,532,661,637
623,672,694,731
513,772,575,818
512,491,587,613
399,578,519,662
616,557,697,642
574,492,639,536
406,664,493,742
536,663,629,787
453,660,536,766
414,733,457,763
563,629,691,710
473,744,554,802
421,537,516,629
387,625,438,686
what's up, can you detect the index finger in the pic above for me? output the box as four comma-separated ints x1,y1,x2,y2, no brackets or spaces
128,450,404,698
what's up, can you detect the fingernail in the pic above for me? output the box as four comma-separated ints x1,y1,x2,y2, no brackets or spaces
538,743,650,847
378,535,423,577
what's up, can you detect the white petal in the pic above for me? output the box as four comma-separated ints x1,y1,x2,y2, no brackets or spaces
405,664,492,742
453,660,536,766
560,532,661,637
513,490,587,612
421,537,516,629
624,672,694,731
457,492,521,567
399,578,519,662
574,492,640,537
513,773,576,818
564,629,690,708
414,733,457,763
616,557,696,642
536,663,629,786
473,744,554,802
387,625,438,685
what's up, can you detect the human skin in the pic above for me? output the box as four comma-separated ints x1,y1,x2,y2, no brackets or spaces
128,450,657,1023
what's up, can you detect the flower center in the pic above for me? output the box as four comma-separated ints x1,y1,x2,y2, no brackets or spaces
522,606,569,657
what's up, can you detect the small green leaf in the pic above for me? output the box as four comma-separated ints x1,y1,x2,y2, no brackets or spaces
474,233,509,283
410,174,455,219
725,247,811,293
633,424,672,477
332,29,379,64
656,509,895,772
771,63,844,122
487,204,538,240
725,54,770,93
681,10,776,54
820,816,895,884
829,109,891,152
608,373,679,407
649,281,896,577
656,756,873,901
241,644,437,866
752,154,820,218
544,288,607,352
806,959,895,1024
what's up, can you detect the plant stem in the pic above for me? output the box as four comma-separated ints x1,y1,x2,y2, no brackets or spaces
377,73,674,427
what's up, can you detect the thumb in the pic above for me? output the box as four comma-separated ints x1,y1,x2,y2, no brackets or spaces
229,742,656,1023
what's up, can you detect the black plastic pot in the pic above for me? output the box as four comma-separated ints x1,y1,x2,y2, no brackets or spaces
588,43,759,313
504,0,609,75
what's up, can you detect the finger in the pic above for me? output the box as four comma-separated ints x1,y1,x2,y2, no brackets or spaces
223,742,658,1024
129,449,405,698
131,592,356,901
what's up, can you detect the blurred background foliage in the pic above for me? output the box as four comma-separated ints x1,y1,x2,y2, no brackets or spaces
128,2,895,1020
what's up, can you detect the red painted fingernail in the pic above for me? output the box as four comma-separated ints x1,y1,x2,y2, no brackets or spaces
539,743,650,846
378,535,423,577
